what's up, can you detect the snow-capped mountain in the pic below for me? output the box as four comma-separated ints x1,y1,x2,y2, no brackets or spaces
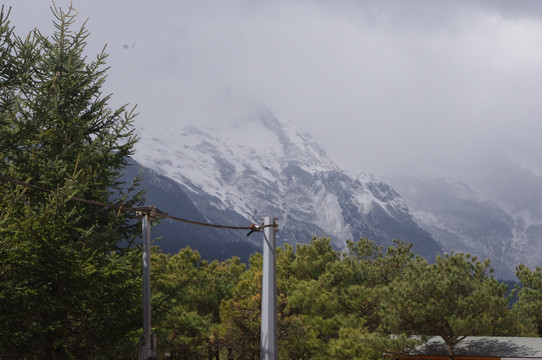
133,108,442,260
389,176,542,279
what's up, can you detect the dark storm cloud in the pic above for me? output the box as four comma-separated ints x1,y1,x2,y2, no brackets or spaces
5,0,542,180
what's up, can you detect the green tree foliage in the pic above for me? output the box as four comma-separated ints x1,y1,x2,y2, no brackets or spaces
146,237,514,359
152,247,245,359
342,238,414,332
514,264,542,336
381,253,511,360
219,237,418,359
0,5,143,358
280,238,365,359
220,253,264,359
282,238,418,359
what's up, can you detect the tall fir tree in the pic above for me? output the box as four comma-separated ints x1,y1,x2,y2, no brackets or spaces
0,5,144,358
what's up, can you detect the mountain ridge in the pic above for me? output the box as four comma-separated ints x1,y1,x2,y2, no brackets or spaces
133,109,443,260
133,108,542,279
389,175,542,279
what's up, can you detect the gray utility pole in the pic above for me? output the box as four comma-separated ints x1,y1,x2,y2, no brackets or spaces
138,208,157,360
260,216,278,360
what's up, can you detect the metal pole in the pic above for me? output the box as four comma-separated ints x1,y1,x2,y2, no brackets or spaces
139,211,157,360
261,216,278,360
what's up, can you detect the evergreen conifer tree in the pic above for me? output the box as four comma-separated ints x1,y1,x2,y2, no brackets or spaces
514,264,542,336
0,5,144,357
381,253,510,360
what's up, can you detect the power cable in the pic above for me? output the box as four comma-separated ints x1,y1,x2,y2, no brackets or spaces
0,173,277,235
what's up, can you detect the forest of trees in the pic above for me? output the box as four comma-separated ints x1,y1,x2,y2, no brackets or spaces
148,238,542,360
3,4,542,360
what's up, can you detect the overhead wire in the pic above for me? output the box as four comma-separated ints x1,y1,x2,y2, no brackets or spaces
0,173,277,235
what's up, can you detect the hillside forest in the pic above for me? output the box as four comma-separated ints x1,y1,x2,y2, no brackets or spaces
2,4,542,360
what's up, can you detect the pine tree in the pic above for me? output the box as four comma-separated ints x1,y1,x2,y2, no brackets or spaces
514,264,542,336
0,5,144,357
151,248,246,359
380,253,510,360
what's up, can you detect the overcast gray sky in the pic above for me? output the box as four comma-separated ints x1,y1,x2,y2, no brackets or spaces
5,0,542,180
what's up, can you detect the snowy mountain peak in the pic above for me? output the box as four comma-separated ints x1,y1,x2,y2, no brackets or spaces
136,108,336,183
134,109,441,259
229,108,339,174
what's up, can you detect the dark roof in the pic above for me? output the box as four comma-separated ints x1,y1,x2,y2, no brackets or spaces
412,337,542,358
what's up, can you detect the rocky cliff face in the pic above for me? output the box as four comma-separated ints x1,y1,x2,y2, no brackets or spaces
133,109,442,260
